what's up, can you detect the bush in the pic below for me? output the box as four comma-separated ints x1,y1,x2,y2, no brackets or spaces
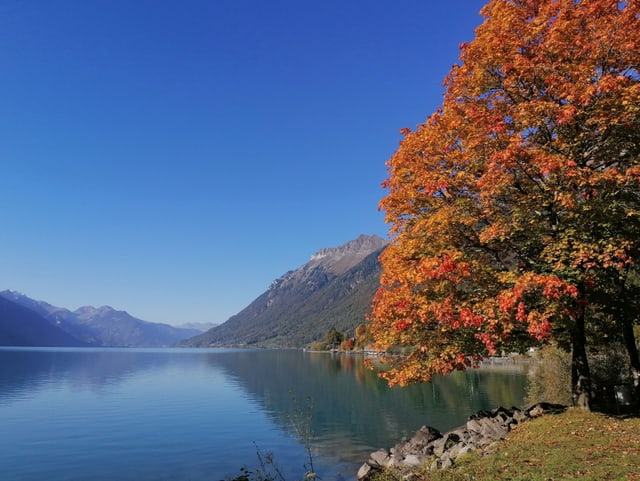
525,345,572,406
590,343,630,388
340,338,355,350
526,343,634,409
307,341,326,351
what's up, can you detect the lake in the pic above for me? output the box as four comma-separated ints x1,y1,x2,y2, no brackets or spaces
0,347,528,480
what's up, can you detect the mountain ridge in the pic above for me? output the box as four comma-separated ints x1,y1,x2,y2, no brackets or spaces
0,290,200,347
0,296,90,347
182,234,387,347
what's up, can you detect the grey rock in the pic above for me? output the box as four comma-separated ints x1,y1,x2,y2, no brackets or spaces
450,428,470,442
513,408,528,423
466,418,485,434
402,454,426,467
370,449,391,468
526,402,567,418
358,405,561,480
467,416,508,441
445,443,463,460
432,431,461,457
455,444,474,459
394,425,441,457
440,456,454,470
357,463,373,480
431,436,447,457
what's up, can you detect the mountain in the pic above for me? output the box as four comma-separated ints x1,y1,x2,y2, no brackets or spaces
175,322,218,332
182,234,388,348
0,296,89,347
0,290,200,347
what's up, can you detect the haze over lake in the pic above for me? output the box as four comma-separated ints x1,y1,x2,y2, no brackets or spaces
0,348,528,480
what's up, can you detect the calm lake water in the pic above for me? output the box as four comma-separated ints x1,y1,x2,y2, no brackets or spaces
0,348,528,480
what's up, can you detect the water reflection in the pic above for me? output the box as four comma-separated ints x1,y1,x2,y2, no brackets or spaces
0,347,528,478
207,350,528,468
0,347,239,403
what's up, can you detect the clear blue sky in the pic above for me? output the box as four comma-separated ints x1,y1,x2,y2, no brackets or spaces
1,0,486,326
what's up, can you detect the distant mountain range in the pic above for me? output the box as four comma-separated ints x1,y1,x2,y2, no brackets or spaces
181,234,388,348
0,290,201,347
175,322,218,332
0,295,89,347
0,234,387,349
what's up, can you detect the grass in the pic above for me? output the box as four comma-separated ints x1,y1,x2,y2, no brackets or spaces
372,409,640,481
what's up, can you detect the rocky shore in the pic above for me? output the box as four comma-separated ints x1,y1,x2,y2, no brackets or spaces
357,402,567,480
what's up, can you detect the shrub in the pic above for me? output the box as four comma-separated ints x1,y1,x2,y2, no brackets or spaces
525,345,572,406
526,343,634,409
307,341,326,351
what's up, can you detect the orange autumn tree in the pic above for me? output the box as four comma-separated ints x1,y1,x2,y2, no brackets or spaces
370,0,640,410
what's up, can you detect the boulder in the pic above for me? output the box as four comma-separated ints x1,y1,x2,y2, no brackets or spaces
369,449,392,468
358,404,567,480
394,425,441,456
526,402,567,418
431,432,461,457
466,416,509,441
356,463,373,480
402,454,427,467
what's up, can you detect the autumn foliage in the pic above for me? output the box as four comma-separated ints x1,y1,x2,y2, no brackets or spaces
370,0,640,407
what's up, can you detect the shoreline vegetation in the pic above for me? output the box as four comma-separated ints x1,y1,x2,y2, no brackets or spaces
226,347,639,481
227,404,640,481
364,407,640,481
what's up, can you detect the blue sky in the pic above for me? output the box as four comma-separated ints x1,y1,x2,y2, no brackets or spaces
1,0,486,326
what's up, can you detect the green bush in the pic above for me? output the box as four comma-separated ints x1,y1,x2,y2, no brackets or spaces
306,341,326,351
526,343,633,409
525,345,572,406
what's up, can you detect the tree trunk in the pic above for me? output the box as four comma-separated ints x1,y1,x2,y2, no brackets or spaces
621,318,640,406
571,303,592,410
616,272,640,407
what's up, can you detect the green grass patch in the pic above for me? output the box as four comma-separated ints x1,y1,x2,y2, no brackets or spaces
372,409,640,481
